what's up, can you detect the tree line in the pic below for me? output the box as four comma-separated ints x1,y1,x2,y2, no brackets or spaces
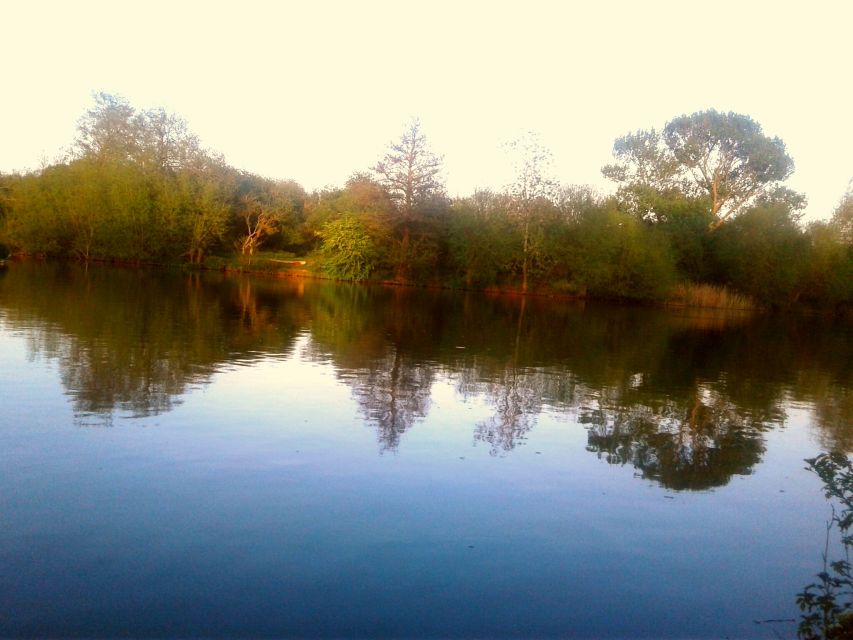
0,93,851,309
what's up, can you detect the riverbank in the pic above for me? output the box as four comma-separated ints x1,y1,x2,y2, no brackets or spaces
9,249,848,318
6,252,771,313
194,253,765,311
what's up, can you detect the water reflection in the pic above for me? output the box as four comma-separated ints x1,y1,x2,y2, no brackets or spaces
0,264,305,425
349,349,434,453
582,386,770,490
473,366,541,454
0,262,850,488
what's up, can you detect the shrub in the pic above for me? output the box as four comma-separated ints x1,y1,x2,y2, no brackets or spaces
318,216,379,281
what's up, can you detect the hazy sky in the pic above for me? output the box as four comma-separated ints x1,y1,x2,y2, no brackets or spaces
2,0,850,220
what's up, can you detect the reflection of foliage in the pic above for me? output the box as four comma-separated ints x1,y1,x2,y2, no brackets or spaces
474,367,541,454
812,390,853,453
1,262,851,486
0,263,302,422
349,350,433,453
798,453,853,639
583,386,770,490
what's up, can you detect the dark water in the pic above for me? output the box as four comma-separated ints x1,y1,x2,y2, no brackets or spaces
1,263,851,638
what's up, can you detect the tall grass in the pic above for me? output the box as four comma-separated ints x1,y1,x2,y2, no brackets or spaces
666,283,757,311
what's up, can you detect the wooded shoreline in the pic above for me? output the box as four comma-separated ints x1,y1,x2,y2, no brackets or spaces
1,94,850,312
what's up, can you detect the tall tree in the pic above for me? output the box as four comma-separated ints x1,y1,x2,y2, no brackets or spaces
831,180,853,245
663,110,795,230
601,129,682,193
605,110,796,230
137,107,202,173
373,120,445,280
505,132,558,292
373,119,444,220
602,129,694,224
75,92,142,163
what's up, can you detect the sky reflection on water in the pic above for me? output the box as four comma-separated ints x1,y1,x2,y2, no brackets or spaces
1,263,851,638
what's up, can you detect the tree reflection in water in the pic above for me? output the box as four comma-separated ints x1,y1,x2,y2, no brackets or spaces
582,384,771,490
0,263,302,425
1,262,851,490
349,349,434,453
473,367,541,454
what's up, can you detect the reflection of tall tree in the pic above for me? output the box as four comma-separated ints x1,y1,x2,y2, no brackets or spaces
473,367,540,454
349,348,434,452
306,285,446,452
584,384,771,490
473,296,541,454
469,298,591,454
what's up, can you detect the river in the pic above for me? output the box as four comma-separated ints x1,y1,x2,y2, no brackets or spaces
1,262,851,638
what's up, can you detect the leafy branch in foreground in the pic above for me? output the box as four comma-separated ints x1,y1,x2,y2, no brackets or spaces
798,452,853,639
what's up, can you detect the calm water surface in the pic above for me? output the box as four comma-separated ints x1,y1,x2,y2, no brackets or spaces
1,263,851,638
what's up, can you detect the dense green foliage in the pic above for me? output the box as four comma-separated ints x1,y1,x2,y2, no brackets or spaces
1,96,850,309
1,94,308,264
604,110,795,229
318,216,379,280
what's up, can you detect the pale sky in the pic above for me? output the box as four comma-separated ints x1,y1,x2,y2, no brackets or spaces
2,0,851,220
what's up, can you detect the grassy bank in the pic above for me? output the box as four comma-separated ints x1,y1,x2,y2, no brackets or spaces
192,253,763,312
665,283,757,311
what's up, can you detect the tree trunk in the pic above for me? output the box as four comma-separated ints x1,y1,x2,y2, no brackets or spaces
396,227,411,281
521,219,529,293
